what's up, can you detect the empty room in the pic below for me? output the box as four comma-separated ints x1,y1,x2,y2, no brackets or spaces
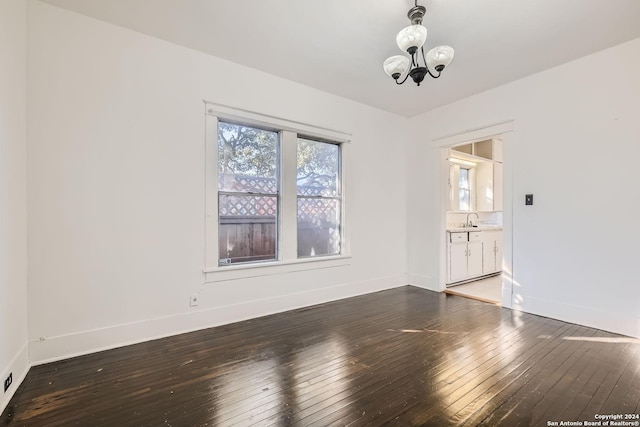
1,0,639,426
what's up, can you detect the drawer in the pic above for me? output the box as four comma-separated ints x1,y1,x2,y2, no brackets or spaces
450,232,468,243
469,231,483,241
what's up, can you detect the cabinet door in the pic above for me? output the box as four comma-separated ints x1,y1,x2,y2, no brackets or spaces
482,240,495,274
467,241,483,277
494,162,503,211
475,161,494,211
482,231,501,274
449,243,468,283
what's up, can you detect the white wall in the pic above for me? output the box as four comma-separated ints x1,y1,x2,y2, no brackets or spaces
27,2,409,363
0,0,29,413
21,0,639,373
408,37,640,338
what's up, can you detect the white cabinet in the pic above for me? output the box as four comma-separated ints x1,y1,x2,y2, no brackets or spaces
482,230,503,274
475,161,503,212
467,241,483,276
448,230,503,284
493,162,503,212
449,242,468,283
476,161,494,212
448,232,483,284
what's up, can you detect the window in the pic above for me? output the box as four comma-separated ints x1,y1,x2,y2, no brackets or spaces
297,138,341,257
459,167,471,211
204,102,351,274
218,121,279,265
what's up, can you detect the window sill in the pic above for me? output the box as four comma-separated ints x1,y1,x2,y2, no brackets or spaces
203,255,351,283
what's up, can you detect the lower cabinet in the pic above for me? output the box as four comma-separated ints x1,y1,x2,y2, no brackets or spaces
482,230,503,274
448,232,483,283
447,230,503,284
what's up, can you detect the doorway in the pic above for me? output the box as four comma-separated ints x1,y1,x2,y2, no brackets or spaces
433,122,514,308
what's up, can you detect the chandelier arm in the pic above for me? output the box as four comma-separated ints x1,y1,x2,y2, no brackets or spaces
421,47,428,68
395,70,412,85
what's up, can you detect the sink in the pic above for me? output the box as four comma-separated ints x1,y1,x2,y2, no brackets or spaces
448,226,478,232
447,225,502,232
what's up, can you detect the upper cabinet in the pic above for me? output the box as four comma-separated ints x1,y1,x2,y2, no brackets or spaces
448,138,503,212
475,161,494,211
451,139,502,162
493,162,503,211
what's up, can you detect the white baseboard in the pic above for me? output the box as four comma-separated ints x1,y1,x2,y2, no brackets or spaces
29,275,407,365
0,342,30,415
515,294,640,339
26,274,638,373
407,274,442,292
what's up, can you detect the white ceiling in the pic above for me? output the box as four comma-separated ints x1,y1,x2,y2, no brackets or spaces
40,0,640,117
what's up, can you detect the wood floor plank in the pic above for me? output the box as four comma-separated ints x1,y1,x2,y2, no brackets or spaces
472,324,596,427
2,286,638,427
449,322,575,426
577,341,640,421
379,316,573,426
299,308,527,426
599,344,640,414
520,327,602,426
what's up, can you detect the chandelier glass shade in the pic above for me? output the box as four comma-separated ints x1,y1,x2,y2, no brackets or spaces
396,25,427,53
383,2,454,86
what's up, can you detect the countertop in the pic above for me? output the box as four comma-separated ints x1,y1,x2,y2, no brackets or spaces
447,226,503,232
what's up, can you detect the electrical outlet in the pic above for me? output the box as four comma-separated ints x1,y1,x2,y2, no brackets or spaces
190,293,199,307
4,372,12,393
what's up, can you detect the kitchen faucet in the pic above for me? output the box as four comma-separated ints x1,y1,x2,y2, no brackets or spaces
466,212,479,227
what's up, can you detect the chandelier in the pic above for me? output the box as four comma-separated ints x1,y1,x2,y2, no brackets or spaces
383,0,454,86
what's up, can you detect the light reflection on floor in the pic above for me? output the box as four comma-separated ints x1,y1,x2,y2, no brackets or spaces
417,305,531,423
562,336,640,344
292,334,351,423
212,358,282,426
210,334,352,425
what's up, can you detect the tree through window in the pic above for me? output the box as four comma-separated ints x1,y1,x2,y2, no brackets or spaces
217,122,279,265
297,138,341,257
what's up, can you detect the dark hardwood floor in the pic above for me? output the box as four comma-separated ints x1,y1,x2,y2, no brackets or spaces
2,286,639,426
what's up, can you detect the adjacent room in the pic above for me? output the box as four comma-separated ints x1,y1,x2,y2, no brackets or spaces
1,0,639,425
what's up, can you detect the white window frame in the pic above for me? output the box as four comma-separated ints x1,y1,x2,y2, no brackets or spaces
204,102,351,283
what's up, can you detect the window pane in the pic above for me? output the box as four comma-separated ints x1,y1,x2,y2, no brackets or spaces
297,138,339,197
459,168,469,190
218,122,278,193
219,194,277,265
297,198,340,257
459,189,470,211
